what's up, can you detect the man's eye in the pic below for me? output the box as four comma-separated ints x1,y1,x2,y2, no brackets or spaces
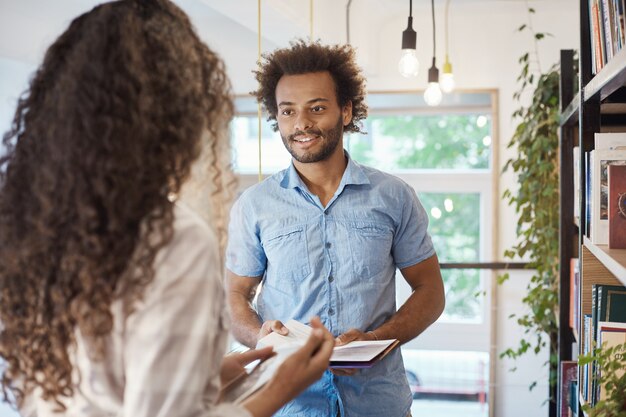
312,106,325,112
281,109,293,116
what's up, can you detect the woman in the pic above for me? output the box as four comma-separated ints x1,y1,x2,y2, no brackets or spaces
0,1,333,416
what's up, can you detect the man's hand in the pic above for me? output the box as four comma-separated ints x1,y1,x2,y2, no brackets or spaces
258,319,289,341
331,328,378,376
220,346,275,387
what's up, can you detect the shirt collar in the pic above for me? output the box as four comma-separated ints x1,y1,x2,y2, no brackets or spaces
279,150,370,190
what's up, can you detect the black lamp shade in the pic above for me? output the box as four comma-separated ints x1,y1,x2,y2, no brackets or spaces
401,16,417,50
428,57,439,83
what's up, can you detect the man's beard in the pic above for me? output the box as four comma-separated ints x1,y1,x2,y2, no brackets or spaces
281,116,343,164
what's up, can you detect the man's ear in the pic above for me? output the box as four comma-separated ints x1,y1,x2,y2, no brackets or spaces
342,101,353,126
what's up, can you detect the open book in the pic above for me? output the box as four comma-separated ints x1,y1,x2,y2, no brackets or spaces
257,319,399,368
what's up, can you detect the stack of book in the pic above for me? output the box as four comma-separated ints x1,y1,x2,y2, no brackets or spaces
582,283,626,406
588,0,626,74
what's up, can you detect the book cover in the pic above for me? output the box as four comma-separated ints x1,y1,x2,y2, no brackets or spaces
602,0,614,60
583,314,592,402
591,283,626,403
594,132,626,150
559,360,577,417
589,149,626,244
596,322,626,402
569,258,580,333
596,284,626,335
574,146,580,221
608,164,626,248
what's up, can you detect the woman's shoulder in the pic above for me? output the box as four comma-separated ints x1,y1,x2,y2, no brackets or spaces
154,203,220,278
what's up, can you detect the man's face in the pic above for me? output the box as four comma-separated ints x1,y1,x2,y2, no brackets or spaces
275,71,352,164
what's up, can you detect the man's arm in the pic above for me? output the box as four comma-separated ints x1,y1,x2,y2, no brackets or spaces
226,270,288,348
336,254,444,345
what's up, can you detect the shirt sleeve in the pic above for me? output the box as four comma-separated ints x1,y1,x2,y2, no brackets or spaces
122,216,252,417
392,183,436,269
225,194,266,277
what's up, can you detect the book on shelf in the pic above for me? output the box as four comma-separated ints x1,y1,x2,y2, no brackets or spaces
574,146,581,222
569,380,579,416
596,284,626,340
589,148,626,244
589,0,626,73
590,0,606,73
596,321,626,402
594,132,626,150
586,151,592,237
559,360,578,417
583,314,593,402
590,283,626,404
602,0,615,62
570,258,581,335
608,164,626,248
257,319,399,368
593,132,626,151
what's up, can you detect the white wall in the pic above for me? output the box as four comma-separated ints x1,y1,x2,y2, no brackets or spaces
0,1,579,416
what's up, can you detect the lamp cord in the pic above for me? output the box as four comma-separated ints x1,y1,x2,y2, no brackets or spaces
431,0,436,58
409,0,412,17
310,0,314,40
445,0,450,56
257,0,262,182
346,0,352,43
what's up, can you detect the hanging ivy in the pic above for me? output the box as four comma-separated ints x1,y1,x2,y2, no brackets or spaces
499,6,560,395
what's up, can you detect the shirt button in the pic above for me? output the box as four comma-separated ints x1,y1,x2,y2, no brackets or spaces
329,308,335,315
325,242,332,249
328,275,334,282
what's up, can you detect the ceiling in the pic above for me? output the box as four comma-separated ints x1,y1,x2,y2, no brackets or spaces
0,0,560,65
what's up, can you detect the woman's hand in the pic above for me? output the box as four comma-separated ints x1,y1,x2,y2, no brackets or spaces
220,346,274,387
266,317,335,397
242,317,334,417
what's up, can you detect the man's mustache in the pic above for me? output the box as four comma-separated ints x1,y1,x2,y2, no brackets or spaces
288,129,323,141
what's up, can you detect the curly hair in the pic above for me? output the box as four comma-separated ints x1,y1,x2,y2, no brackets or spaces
0,0,233,409
253,39,368,133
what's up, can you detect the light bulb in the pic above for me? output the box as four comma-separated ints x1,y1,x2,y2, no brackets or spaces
424,82,443,106
440,73,455,93
398,49,419,78
441,56,455,93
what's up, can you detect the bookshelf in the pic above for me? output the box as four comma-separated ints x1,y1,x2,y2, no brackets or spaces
558,1,626,416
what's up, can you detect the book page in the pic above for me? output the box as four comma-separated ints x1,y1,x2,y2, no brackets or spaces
256,319,312,349
257,320,398,364
331,340,397,362
219,346,298,404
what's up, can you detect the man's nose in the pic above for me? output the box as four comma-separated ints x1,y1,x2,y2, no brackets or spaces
294,113,313,131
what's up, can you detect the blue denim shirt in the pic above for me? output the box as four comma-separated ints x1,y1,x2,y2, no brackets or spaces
226,152,435,417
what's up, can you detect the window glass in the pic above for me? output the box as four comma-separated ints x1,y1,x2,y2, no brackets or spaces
346,114,492,171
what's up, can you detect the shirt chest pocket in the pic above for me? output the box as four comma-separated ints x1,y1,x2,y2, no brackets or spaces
262,226,311,281
349,223,393,279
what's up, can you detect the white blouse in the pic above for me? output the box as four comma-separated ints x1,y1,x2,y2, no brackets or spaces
22,203,252,417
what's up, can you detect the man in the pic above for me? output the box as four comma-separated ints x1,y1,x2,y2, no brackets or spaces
226,40,445,417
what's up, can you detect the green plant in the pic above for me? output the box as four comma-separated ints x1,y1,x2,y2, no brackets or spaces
579,342,626,417
499,5,561,396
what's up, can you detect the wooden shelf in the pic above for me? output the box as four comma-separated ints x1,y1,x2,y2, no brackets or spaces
582,236,626,284
584,47,626,101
